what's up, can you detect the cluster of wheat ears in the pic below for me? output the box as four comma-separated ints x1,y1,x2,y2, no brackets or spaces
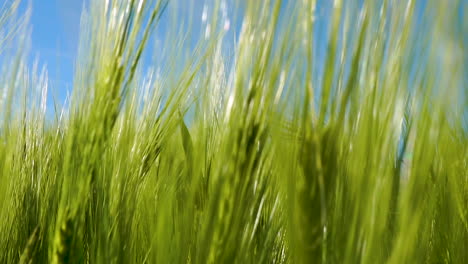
0,0,466,263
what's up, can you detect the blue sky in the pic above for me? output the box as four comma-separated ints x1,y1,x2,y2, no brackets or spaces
19,0,234,106
20,0,83,98
19,0,324,107
19,0,462,117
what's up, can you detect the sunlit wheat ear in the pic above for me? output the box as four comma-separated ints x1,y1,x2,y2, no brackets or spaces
52,213,74,264
18,226,40,264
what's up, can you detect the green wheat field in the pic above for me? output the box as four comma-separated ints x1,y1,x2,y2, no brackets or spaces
0,0,466,263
